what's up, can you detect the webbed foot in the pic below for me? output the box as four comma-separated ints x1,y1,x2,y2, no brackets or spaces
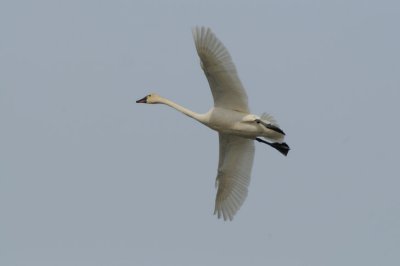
255,119,286,135
255,138,290,156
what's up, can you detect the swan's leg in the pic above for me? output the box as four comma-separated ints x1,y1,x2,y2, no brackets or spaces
255,119,286,135
255,138,290,156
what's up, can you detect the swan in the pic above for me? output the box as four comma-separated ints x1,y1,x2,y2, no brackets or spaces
137,26,290,221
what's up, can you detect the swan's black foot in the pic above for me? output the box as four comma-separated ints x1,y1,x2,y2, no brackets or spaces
256,138,290,156
255,119,286,135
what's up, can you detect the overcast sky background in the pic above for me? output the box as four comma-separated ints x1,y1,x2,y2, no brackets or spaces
1,1,400,265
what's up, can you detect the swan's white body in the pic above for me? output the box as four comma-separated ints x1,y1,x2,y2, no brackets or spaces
137,27,289,221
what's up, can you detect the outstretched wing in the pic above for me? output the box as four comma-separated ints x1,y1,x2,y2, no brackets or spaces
192,26,249,113
214,133,255,221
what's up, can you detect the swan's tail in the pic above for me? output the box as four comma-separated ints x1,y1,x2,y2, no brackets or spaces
255,138,290,156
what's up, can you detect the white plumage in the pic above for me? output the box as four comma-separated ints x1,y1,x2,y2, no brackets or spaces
192,27,249,113
215,134,254,221
137,26,289,221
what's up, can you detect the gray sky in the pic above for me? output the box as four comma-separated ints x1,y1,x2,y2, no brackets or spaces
1,1,400,265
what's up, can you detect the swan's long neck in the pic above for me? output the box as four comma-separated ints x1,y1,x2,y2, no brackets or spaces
159,97,208,124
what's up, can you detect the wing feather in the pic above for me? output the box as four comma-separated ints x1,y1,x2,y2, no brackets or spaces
192,26,249,112
214,133,255,221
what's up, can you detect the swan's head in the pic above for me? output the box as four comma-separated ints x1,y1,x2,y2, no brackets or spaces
136,93,162,104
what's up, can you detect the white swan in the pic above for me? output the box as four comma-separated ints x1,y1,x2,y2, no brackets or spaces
137,26,290,221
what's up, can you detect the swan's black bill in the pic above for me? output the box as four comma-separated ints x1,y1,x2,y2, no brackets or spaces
136,96,147,103
255,138,290,156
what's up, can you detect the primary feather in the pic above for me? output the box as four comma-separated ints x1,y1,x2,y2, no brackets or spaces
192,26,249,112
215,134,255,221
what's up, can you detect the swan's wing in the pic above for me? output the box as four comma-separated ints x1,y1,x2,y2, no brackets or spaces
214,133,255,221
192,26,250,113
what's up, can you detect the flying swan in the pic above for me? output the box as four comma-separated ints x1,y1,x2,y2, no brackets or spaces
137,26,290,221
